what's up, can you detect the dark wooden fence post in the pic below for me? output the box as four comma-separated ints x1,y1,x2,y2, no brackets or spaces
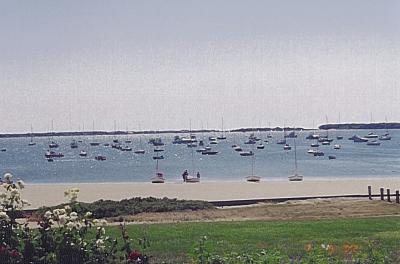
396,190,399,204
387,189,391,202
380,188,384,201
368,186,372,200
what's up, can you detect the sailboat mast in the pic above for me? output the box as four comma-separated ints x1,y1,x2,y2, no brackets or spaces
325,115,329,138
190,119,195,175
294,137,298,175
251,143,255,176
30,124,33,142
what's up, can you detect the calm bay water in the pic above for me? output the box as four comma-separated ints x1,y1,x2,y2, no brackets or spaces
1,130,400,183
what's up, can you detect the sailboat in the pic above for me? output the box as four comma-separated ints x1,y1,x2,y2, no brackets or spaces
48,120,59,148
217,117,227,140
288,137,303,181
336,113,343,140
28,125,36,146
89,121,100,146
134,129,146,154
245,144,261,182
379,117,392,140
184,121,201,183
150,154,165,183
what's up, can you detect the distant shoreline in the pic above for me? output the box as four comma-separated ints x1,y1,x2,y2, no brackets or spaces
0,122,398,138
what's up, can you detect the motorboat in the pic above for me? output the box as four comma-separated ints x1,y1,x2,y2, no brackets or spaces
306,133,320,140
201,150,218,155
150,138,165,146
283,144,291,150
328,155,336,160
209,140,218,145
134,149,145,154
196,148,206,153
336,136,343,140
154,148,164,152
307,149,316,154
70,140,78,149
233,146,243,152
276,139,286,145
318,137,334,143
321,140,331,145
49,141,59,148
311,143,319,147
256,144,265,149
95,155,106,161
185,176,200,183
90,142,100,146
240,151,254,156
245,176,261,182
153,155,164,160
79,150,87,157
379,133,391,141
121,146,132,151
151,172,165,183
313,150,324,156
349,135,368,142
45,151,64,158
364,132,379,139
367,140,381,146
333,144,341,150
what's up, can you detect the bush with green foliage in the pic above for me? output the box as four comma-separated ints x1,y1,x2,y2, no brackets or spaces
37,196,214,219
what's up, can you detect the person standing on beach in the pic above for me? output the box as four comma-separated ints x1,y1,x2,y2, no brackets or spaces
182,170,188,182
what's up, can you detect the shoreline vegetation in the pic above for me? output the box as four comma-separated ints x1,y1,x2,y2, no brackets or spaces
1,122,400,138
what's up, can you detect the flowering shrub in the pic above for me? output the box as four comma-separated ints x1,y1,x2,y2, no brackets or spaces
0,173,148,264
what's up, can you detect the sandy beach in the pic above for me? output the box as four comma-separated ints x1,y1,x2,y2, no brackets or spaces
21,179,400,209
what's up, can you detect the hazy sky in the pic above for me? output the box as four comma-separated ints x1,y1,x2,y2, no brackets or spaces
1,0,399,133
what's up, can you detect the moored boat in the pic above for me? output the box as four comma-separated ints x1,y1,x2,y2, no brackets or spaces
246,175,261,182
151,172,165,183
240,151,254,156
95,155,106,161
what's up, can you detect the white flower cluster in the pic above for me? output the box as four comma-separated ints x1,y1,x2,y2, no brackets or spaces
64,188,80,203
45,205,86,229
0,173,30,216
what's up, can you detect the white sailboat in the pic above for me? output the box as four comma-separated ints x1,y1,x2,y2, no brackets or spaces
288,137,303,181
217,117,227,140
28,125,36,146
245,144,261,182
184,120,201,183
151,157,165,183
89,121,100,146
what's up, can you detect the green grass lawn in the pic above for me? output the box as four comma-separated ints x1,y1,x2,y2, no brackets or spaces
105,216,400,263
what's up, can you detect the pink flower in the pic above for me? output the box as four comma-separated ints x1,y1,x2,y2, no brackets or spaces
9,249,20,258
128,250,141,260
